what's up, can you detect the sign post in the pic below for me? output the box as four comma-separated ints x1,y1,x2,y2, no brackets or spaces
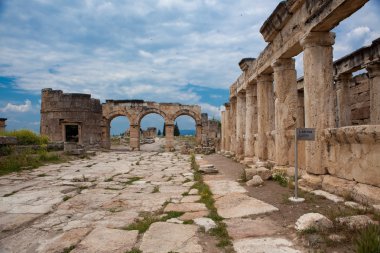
289,128,315,203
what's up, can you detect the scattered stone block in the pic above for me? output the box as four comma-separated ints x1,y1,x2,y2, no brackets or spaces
322,175,356,197
215,193,278,218
298,173,323,190
72,228,138,253
188,189,198,195
246,175,263,187
328,234,346,242
336,215,375,230
256,167,272,180
295,213,333,231
352,183,380,205
344,201,367,211
198,164,218,174
139,222,202,253
166,218,184,224
193,217,216,232
311,190,344,203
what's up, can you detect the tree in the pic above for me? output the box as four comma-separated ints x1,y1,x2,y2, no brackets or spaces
163,123,166,136
157,129,162,136
174,122,180,136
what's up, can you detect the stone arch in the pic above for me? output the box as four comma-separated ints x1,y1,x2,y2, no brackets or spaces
171,109,201,125
137,108,168,124
101,112,132,149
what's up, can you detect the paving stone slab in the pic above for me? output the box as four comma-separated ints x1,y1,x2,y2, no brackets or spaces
225,217,283,239
205,180,247,196
164,202,207,213
311,190,344,203
179,211,209,221
233,237,301,253
215,193,278,218
71,227,138,253
140,222,202,253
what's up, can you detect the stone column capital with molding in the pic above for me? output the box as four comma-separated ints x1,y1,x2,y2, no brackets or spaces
366,62,380,124
272,57,297,166
301,31,335,174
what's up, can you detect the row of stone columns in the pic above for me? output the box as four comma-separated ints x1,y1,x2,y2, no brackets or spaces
221,31,338,174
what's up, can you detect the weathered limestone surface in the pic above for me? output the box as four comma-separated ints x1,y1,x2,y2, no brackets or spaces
233,237,301,253
244,84,257,163
236,92,246,160
204,180,247,197
139,222,202,253
0,151,200,252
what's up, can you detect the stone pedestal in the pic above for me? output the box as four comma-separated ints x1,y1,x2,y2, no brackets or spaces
272,58,297,166
367,62,380,124
336,73,352,127
165,124,174,151
129,125,140,151
230,97,237,155
236,92,246,159
301,31,335,174
244,84,257,163
257,74,274,161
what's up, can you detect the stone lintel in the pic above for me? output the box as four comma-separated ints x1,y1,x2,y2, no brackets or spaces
271,58,295,71
260,1,293,43
300,32,335,48
257,74,273,84
334,38,380,76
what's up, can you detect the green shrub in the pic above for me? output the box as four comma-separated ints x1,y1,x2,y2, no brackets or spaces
356,224,380,253
0,129,49,145
272,171,289,187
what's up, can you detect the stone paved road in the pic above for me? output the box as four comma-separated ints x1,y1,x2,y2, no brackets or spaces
0,151,207,253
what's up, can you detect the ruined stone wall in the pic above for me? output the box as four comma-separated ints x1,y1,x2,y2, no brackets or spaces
142,127,157,139
0,118,6,132
40,89,103,147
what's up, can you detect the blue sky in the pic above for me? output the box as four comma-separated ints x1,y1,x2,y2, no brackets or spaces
1,0,379,134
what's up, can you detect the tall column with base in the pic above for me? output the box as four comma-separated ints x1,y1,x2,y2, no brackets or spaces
335,73,352,127
300,31,335,174
367,62,380,124
272,58,298,166
230,97,237,156
257,74,273,162
224,103,231,152
244,83,256,164
236,91,246,160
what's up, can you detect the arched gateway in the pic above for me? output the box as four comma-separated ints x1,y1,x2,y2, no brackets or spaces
40,89,202,151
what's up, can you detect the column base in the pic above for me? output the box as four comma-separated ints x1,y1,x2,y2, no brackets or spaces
243,157,254,165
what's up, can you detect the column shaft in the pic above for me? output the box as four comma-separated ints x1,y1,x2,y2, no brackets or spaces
336,73,352,127
244,84,256,161
230,98,237,155
367,62,380,124
224,104,231,152
257,74,273,161
129,124,140,151
301,31,335,174
165,124,174,151
195,124,202,145
272,58,298,166
236,92,246,159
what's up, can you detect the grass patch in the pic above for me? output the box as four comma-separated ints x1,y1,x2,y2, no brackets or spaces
125,248,142,253
161,211,184,221
190,153,232,248
0,129,48,145
356,224,380,253
124,213,160,234
152,185,160,193
240,169,248,183
62,195,71,201
61,245,75,253
124,177,143,185
272,171,288,187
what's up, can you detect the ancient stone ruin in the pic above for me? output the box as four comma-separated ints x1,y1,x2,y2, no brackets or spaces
40,88,219,152
220,0,380,205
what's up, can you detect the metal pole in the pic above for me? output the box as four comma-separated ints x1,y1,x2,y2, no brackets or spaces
294,128,298,199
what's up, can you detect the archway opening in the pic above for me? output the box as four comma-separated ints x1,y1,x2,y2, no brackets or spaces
110,115,130,150
174,115,197,151
139,113,165,151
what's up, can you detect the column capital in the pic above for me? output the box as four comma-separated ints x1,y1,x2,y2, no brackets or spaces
224,102,230,109
257,73,273,84
300,32,335,49
237,90,246,98
246,83,257,95
335,72,352,89
366,62,380,78
271,58,295,72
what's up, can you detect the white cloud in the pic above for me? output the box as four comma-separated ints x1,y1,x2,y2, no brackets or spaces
200,103,222,119
0,100,32,113
347,26,370,38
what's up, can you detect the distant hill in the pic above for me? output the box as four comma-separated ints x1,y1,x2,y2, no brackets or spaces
179,129,195,136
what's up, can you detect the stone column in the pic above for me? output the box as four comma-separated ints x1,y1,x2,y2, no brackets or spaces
230,97,237,155
300,31,335,174
335,73,352,127
101,120,111,149
257,74,273,161
236,92,246,159
221,111,225,151
244,84,256,163
195,124,202,145
165,123,174,151
367,62,380,124
224,103,231,152
272,58,298,166
129,124,140,151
